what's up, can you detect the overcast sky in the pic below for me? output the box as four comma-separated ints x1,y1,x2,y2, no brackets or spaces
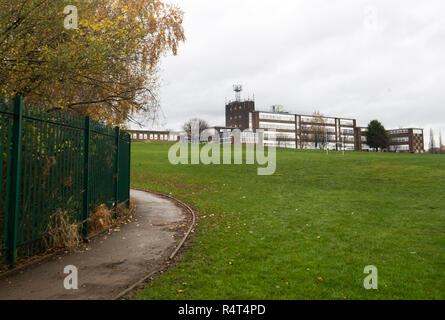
142,0,445,145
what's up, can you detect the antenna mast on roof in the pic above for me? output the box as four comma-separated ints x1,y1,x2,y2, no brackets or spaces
233,84,242,102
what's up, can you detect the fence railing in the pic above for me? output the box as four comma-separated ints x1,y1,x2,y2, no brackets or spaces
0,96,131,267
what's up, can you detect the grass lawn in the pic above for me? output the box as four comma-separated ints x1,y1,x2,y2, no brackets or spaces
131,143,445,300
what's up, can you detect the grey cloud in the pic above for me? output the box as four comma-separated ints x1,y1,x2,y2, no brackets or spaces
139,0,445,144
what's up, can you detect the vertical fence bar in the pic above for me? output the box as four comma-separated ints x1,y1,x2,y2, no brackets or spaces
1,100,132,267
127,135,131,207
114,127,120,214
81,117,90,237
4,96,24,267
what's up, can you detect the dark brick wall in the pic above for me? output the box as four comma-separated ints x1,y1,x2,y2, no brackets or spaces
225,101,255,130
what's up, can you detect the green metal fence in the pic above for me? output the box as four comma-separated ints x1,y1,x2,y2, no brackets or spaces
0,96,131,267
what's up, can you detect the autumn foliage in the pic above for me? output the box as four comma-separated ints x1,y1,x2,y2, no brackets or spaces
0,0,185,125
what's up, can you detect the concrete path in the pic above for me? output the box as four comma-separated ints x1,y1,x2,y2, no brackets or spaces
0,189,186,300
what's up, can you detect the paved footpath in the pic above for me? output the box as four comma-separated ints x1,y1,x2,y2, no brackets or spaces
0,189,186,300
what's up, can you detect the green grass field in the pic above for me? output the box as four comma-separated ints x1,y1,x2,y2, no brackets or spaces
131,143,445,300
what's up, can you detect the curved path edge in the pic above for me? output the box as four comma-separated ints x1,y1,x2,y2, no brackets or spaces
0,189,196,300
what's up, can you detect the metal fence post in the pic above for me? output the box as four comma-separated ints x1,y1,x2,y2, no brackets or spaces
5,96,24,267
114,127,120,213
127,136,131,208
81,116,90,237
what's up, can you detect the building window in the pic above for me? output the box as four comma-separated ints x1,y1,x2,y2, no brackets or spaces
340,119,354,126
259,113,295,122
144,134,148,140
259,122,295,130
391,137,409,143
390,145,410,151
389,129,409,135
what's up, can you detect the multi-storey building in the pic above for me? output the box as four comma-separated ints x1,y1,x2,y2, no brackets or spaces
355,127,425,153
227,99,358,150
387,128,424,153
354,127,371,151
297,114,357,151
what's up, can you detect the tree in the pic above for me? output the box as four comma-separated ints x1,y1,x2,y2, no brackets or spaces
429,129,436,154
0,0,185,125
440,131,444,154
310,111,327,150
366,120,388,151
183,118,209,141
300,130,310,149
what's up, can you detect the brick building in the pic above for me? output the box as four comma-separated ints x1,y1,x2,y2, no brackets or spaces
127,86,425,154
225,100,255,130
225,94,424,153
387,128,424,153
355,127,425,153
226,99,358,151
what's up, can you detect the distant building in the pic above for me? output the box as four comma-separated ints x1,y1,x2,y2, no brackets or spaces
354,127,371,151
127,130,180,142
387,128,424,153
355,127,425,153
128,87,425,154
225,97,358,150
223,86,424,153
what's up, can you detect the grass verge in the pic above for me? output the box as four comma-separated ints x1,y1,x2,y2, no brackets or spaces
131,143,445,300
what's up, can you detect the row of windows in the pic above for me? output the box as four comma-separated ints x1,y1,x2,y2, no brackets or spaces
389,145,410,151
341,120,354,126
344,137,355,142
300,125,336,133
229,115,243,120
259,122,296,131
300,116,336,125
264,132,296,139
131,133,176,141
259,113,295,122
388,129,409,135
228,105,248,112
241,133,259,144
391,137,409,143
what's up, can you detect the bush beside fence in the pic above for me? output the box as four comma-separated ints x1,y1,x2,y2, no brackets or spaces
0,96,131,267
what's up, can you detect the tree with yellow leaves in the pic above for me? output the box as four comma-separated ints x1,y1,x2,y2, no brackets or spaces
0,0,185,125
